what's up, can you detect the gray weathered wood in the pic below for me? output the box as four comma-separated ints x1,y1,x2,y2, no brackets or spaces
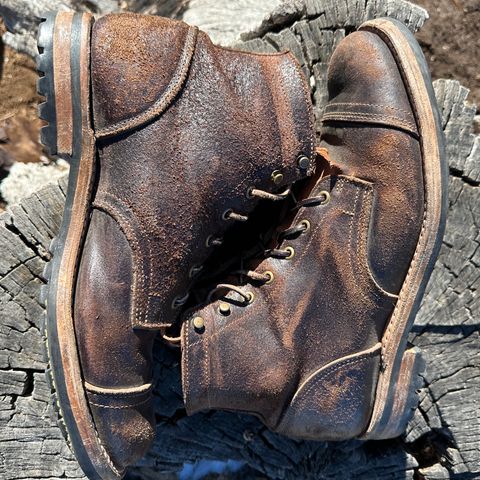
0,0,479,479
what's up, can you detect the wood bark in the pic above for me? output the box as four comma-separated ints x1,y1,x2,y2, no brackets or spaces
0,1,479,479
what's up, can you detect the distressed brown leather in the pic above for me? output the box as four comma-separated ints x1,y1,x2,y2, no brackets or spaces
73,12,315,468
182,29,427,440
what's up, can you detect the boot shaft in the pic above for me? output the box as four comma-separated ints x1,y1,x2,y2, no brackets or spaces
89,13,315,328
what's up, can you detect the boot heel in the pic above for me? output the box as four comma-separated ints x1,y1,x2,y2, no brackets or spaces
37,11,93,158
362,347,426,440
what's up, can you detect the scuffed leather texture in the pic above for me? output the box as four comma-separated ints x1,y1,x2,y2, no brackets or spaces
322,31,417,136
320,31,424,294
276,345,381,440
86,384,155,470
74,209,156,465
182,29,427,440
90,13,315,328
75,210,155,388
183,176,399,437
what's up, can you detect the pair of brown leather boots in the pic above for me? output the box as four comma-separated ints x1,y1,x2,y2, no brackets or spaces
37,11,447,480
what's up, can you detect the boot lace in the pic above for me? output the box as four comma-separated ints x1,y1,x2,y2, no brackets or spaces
205,189,331,306
169,187,292,311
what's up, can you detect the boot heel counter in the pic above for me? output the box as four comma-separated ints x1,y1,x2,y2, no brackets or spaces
276,344,381,440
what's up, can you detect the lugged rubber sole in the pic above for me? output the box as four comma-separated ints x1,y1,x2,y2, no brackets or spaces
37,11,123,480
358,18,448,440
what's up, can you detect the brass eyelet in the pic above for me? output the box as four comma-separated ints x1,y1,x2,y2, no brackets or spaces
271,170,284,185
193,316,205,332
218,302,231,316
320,190,331,205
264,271,274,284
222,209,233,221
285,246,295,260
299,219,311,232
246,292,255,304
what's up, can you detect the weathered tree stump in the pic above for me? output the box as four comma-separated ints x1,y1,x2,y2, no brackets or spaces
0,1,479,479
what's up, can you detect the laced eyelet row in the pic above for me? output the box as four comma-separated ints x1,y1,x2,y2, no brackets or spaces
198,188,332,320
173,183,291,314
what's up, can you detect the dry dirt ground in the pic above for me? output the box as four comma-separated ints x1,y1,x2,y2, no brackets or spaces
0,0,478,207
414,0,480,111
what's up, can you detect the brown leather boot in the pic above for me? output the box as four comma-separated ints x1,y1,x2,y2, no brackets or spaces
37,11,314,479
182,18,447,441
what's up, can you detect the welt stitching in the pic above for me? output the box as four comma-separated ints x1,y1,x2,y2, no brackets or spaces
93,194,148,325
96,26,198,138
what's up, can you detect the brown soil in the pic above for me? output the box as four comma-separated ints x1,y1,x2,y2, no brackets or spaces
0,20,43,170
414,0,480,109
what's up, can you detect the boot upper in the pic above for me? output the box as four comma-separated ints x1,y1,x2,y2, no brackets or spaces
72,12,315,467
84,13,315,329
181,30,426,440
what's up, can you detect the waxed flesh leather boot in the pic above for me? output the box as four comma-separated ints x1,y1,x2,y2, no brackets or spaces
37,11,315,479
181,18,447,441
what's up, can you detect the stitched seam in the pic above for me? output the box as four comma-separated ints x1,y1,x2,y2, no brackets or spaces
324,102,414,118
322,111,417,132
357,188,399,299
183,322,190,407
96,26,198,138
347,187,361,285
288,51,315,161
275,58,292,171
205,333,210,409
89,397,151,409
93,195,149,325
45,324,121,475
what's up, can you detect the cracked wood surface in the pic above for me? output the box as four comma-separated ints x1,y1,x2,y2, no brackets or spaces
0,0,479,479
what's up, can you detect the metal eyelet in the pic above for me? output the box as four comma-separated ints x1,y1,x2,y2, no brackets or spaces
271,170,284,185
299,219,311,232
172,293,189,310
284,246,295,260
189,265,203,278
206,235,222,248
297,154,311,170
193,316,205,332
246,187,254,199
264,271,274,284
218,302,231,316
222,209,232,221
319,190,331,205
246,292,255,304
